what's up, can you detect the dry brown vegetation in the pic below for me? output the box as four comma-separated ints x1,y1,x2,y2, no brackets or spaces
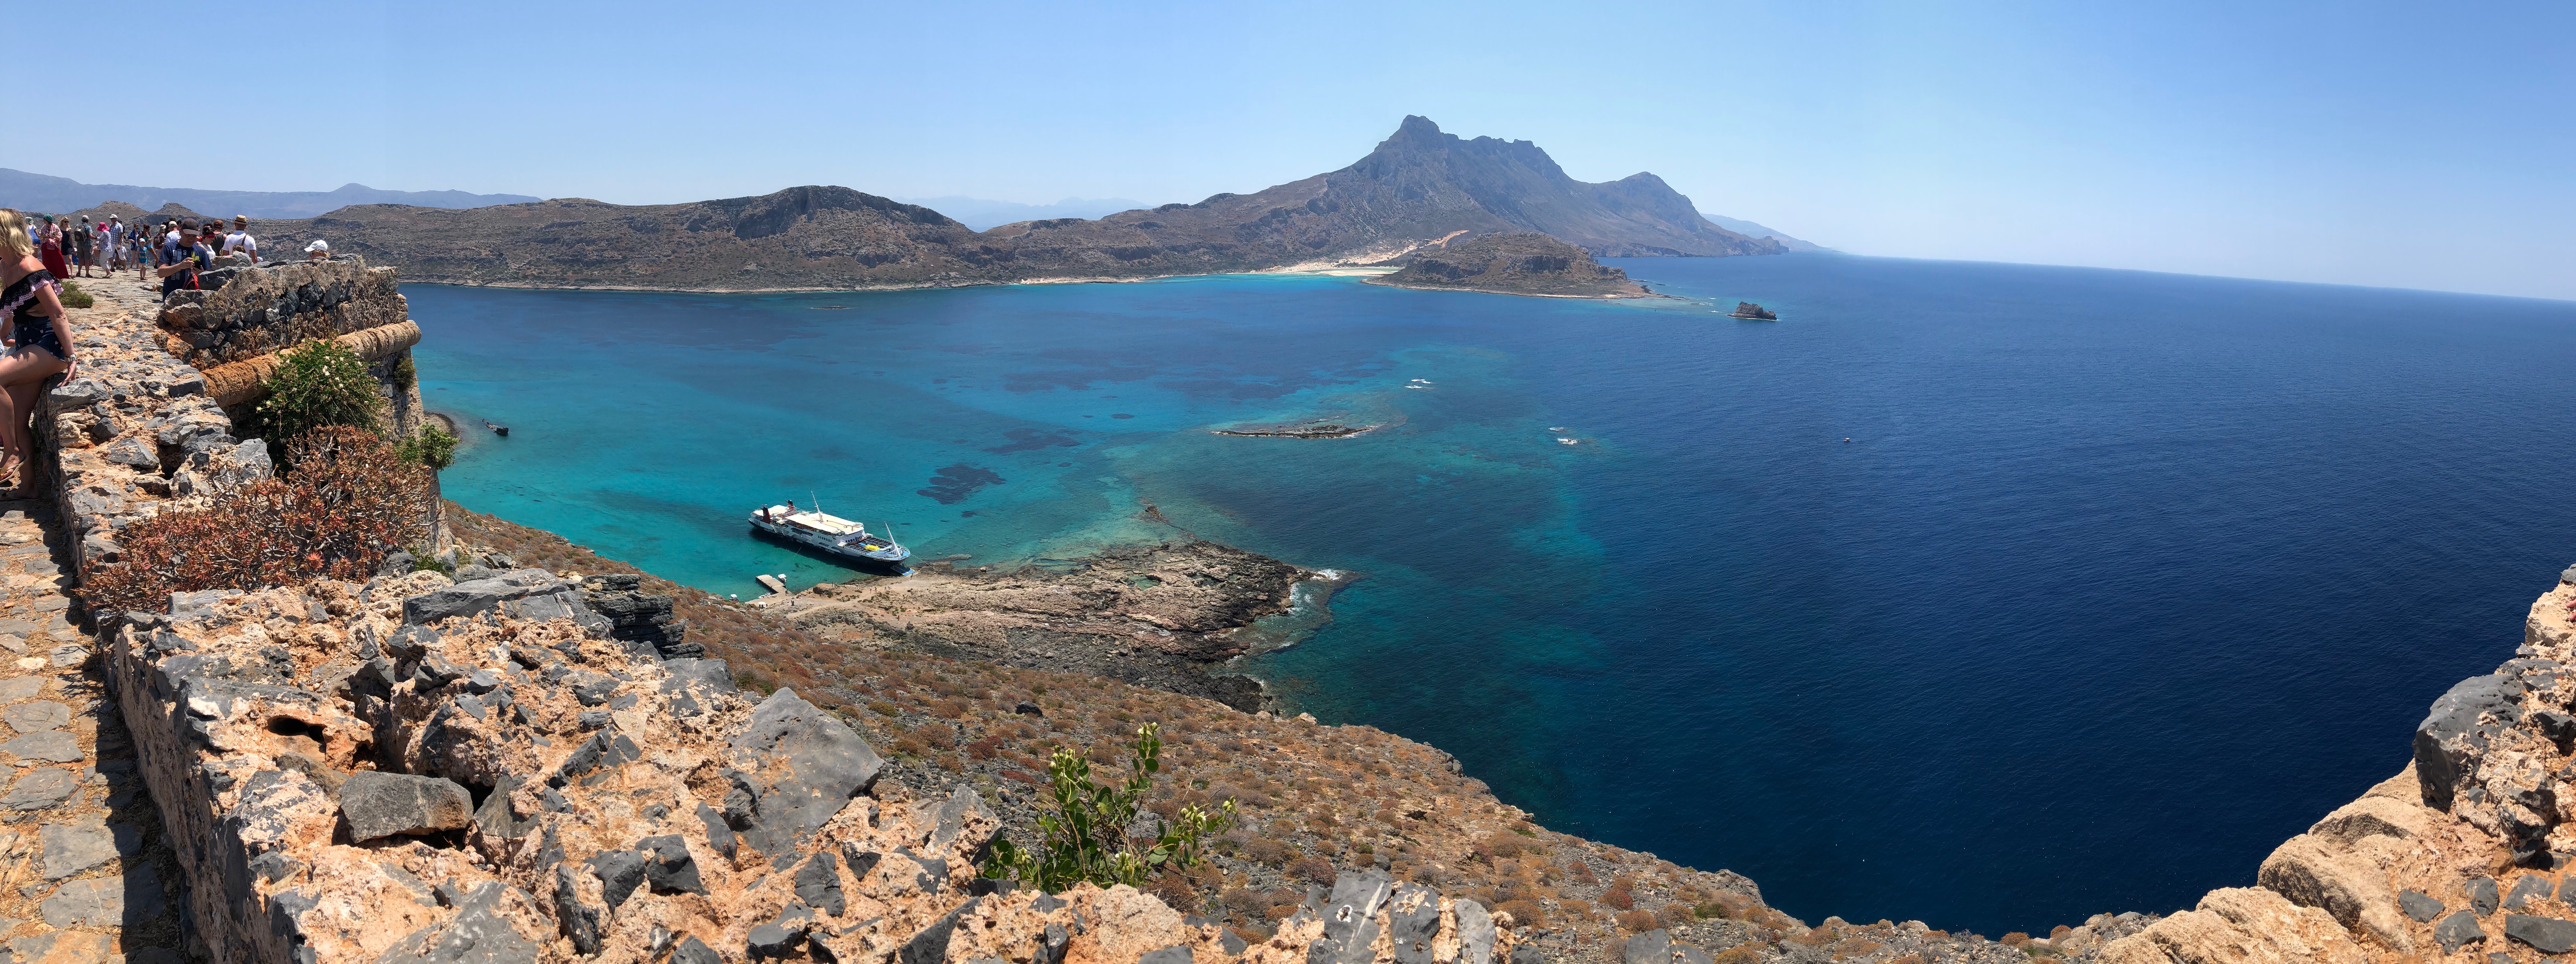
448,503,2086,963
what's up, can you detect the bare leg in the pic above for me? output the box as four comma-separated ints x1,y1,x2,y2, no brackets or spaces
0,350,69,485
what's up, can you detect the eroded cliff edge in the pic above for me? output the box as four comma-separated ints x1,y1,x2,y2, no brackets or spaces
2093,570,2576,963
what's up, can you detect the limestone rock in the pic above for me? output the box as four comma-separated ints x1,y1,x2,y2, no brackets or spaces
338,771,473,841
2254,833,2411,949
2095,887,2367,964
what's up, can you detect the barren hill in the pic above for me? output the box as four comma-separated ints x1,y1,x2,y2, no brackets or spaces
232,117,1782,290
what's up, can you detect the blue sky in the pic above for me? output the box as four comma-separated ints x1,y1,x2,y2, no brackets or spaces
25,1,2570,298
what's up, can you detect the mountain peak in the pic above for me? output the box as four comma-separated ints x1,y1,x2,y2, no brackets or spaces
1392,115,1448,142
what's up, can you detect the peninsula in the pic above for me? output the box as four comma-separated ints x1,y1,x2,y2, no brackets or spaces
124,117,1780,292
1366,233,1650,299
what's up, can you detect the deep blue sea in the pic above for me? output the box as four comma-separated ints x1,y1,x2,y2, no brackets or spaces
410,254,2576,935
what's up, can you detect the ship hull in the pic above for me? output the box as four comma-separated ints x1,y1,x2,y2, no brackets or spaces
747,515,911,563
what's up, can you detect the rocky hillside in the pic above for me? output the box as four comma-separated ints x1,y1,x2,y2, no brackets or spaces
1368,234,1649,298
446,506,2139,963
219,118,1779,291
2082,568,2576,963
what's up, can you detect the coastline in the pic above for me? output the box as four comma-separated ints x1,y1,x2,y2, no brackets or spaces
404,263,1411,296
1360,275,1662,299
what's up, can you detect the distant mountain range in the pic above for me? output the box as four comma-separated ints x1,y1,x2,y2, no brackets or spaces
190,117,1803,290
0,168,537,220
891,196,1153,232
1705,214,1827,252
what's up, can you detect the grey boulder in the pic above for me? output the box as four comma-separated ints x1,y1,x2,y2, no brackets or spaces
2507,914,2576,954
2437,910,2487,953
2507,874,2555,911
637,834,705,895
339,772,473,841
726,688,885,853
2470,876,2501,916
2400,889,2445,923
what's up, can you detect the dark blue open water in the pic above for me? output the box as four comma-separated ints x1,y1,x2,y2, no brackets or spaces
411,254,2576,935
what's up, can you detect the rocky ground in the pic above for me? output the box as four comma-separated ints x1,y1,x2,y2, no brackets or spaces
442,505,2136,963
0,503,189,962
750,541,1321,710
1366,234,1650,299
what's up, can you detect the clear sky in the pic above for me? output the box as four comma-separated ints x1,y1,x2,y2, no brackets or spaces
24,1,2570,299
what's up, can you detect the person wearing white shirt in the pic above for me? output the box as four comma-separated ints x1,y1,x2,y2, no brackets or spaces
221,215,257,263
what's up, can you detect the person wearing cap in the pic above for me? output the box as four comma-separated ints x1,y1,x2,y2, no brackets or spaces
222,215,257,264
155,221,216,298
305,238,331,261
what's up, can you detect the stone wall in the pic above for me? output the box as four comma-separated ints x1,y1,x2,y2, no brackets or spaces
2098,570,2576,963
36,291,272,586
106,566,1516,963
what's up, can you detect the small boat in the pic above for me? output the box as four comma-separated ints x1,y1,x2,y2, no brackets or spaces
484,421,510,437
749,502,909,563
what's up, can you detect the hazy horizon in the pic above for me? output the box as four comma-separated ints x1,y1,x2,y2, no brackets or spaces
31,1,2570,300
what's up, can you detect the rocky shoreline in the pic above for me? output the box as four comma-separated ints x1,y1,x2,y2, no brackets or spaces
751,540,1326,711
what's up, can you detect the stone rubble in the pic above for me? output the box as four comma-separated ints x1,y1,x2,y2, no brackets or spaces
101,562,1520,963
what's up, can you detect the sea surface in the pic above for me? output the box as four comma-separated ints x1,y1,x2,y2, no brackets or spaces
411,255,2576,935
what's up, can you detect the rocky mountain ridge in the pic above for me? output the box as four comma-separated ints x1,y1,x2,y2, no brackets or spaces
185,118,1781,291
2,168,535,219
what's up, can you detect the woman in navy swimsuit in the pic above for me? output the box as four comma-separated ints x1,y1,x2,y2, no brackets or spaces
0,210,77,491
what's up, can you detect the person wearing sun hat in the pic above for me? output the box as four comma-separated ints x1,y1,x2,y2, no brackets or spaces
305,238,331,261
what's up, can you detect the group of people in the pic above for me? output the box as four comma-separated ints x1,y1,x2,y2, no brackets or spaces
23,212,268,283
0,207,344,492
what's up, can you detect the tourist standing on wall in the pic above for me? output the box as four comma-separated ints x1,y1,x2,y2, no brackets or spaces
223,216,257,263
0,210,78,488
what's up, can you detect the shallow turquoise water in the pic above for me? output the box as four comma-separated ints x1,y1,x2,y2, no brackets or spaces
414,257,2576,934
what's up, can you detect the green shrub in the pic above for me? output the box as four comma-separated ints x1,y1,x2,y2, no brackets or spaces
391,355,417,391
398,423,459,471
58,281,93,310
981,723,1237,893
258,339,386,448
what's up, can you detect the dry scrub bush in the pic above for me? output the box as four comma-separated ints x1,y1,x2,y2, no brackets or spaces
2001,932,2030,947
1614,910,1657,933
83,427,431,614
1712,948,1763,964
1654,902,1692,928
1485,899,1535,929
1603,888,1634,911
